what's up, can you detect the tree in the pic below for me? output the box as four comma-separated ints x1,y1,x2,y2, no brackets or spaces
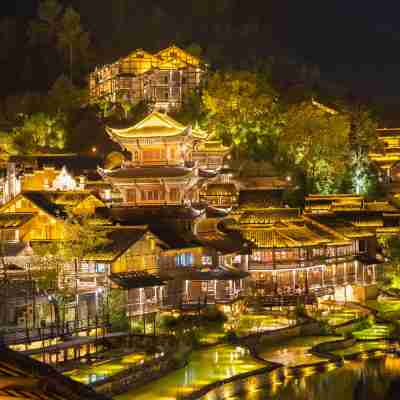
12,112,67,154
35,214,111,329
48,75,88,113
105,151,125,170
31,243,66,331
57,7,91,82
281,100,351,193
345,103,380,195
28,0,62,46
106,289,129,332
202,71,282,160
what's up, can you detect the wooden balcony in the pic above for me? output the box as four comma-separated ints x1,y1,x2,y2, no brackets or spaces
250,286,335,308
127,301,161,316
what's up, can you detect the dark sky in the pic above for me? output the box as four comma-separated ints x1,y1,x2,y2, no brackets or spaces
2,1,400,104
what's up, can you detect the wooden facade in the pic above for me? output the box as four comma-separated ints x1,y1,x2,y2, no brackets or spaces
103,112,230,206
89,46,206,111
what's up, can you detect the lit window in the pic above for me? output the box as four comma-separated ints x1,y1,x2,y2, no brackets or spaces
202,256,212,265
175,253,194,267
95,264,106,273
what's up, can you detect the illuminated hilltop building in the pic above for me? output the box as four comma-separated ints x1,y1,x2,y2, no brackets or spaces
89,45,206,112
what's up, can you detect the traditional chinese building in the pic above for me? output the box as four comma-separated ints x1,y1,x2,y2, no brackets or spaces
227,203,384,305
89,45,206,112
102,112,230,206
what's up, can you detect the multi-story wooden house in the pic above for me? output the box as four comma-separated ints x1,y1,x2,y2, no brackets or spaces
89,46,206,112
229,205,383,305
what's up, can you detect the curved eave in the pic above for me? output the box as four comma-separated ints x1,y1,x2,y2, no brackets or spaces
101,171,197,182
106,126,207,141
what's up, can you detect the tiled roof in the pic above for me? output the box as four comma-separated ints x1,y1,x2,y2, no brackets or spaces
9,154,102,175
174,266,248,281
195,218,251,254
106,112,207,140
0,213,35,228
103,166,194,179
238,208,301,225
83,226,150,261
21,191,100,219
0,346,109,400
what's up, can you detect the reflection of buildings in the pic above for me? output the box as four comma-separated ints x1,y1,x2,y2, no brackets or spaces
89,46,206,112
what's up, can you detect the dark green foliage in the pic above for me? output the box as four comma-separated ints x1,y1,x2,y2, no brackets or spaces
201,305,228,324
107,289,129,332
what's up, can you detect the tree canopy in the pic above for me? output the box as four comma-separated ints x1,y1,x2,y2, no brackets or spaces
281,100,351,193
202,71,282,160
12,112,67,154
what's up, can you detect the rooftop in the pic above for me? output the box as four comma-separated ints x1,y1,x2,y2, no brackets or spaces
110,271,166,289
106,112,207,141
0,346,109,400
102,165,194,180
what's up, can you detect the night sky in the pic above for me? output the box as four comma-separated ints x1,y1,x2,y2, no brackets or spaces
2,1,400,108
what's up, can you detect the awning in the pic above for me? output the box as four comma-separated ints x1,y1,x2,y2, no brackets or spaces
176,267,248,281
356,254,385,266
110,272,166,289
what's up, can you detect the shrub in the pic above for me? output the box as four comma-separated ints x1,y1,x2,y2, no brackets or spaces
226,330,238,342
201,306,228,324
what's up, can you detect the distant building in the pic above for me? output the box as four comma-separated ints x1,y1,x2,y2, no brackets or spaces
0,154,114,204
89,45,206,112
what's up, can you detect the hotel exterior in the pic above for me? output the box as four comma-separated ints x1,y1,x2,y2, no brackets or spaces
89,46,206,112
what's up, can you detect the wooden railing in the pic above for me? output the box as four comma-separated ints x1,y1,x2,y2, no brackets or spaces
2,318,109,346
251,286,335,308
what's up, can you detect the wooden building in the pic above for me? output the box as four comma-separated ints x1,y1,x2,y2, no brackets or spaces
89,45,206,112
229,205,383,305
102,112,229,206
0,154,107,205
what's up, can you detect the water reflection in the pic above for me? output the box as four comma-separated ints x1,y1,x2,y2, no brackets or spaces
116,345,264,400
232,357,400,400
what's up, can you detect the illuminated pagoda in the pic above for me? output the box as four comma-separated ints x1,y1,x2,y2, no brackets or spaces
101,112,230,207
89,45,206,112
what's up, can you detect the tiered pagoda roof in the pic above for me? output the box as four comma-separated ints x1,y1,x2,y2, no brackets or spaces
106,112,208,146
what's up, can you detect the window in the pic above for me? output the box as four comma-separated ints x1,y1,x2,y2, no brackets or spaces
170,188,180,202
143,149,162,161
202,256,212,265
172,71,180,82
141,190,165,201
1,229,17,241
359,240,366,253
95,264,106,273
126,190,136,202
175,253,194,267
